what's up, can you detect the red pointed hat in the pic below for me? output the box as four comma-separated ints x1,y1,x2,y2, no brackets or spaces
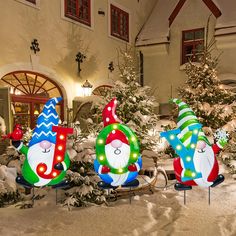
102,98,129,145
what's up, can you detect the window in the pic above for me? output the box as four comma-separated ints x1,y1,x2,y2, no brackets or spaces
64,0,91,26
110,4,129,42
182,28,204,64
1,71,64,129
26,0,36,3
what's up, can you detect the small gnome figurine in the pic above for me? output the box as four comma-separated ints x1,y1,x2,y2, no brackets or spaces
94,98,142,188
11,97,72,188
161,99,227,191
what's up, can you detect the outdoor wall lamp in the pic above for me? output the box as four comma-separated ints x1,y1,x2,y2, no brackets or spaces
76,52,86,76
108,61,114,72
81,79,93,96
30,39,40,54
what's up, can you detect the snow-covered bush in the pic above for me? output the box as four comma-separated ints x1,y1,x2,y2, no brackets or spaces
63,125,106,209
0,165,21,207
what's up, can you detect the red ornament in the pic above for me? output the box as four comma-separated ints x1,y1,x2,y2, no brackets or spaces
128,164,137,172
101,166,110,174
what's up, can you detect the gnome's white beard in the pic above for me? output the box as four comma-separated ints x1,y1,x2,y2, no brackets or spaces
105,142,130,169
105,142,130,186
181,144,215,187
27,143,55,187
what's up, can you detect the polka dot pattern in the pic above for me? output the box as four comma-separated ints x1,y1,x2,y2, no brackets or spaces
102,98,122,127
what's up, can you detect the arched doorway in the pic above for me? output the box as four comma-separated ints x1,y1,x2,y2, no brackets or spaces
0,71,64,129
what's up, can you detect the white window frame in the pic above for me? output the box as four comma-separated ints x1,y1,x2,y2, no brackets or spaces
61,0,94,31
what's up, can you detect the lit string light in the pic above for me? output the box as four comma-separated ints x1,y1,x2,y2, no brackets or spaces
96,123,140,174
160,123,202,182
36,126,73,179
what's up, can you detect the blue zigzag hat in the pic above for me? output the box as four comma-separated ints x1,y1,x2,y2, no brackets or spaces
29,97,62,147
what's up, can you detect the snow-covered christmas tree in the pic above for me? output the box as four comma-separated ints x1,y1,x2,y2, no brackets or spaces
179,40,236,130
91,47,159,151
178,33,236,174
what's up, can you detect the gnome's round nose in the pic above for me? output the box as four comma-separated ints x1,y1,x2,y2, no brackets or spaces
111,140,122,148
196,140,206,149
40,140,52,149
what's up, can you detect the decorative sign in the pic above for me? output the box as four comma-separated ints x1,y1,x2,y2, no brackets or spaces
161,99,226,189
94,98,142,187
15,97,73,187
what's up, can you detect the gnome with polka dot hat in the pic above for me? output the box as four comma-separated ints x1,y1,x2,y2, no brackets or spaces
162,99,228,191
11,97,73,188
94,98,142,188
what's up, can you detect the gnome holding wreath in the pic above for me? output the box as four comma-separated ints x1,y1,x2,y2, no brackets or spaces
8,97,73,188
161,99,228,191
94,98,142,188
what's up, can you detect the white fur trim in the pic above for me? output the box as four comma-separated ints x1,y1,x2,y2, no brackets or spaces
61,161,67,170
135,163,140,172
17,142,23,151
98,165,103,174
109,172,129,186
216,141,223,149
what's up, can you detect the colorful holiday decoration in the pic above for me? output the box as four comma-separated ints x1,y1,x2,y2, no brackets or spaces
2,124,23,140
11,97,73,188
94,98,142,188
161,99,227,190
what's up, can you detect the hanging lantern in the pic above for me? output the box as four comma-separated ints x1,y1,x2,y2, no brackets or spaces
81,80,93,96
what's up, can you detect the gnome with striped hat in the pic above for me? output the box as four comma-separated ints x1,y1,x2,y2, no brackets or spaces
12,97,72,188
161,99,227,191
94,98,142,188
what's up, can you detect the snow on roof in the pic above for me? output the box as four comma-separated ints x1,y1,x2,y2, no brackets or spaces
135,0,178,46
136,0,236,46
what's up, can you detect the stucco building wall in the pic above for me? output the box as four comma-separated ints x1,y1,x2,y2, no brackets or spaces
0,0,156,106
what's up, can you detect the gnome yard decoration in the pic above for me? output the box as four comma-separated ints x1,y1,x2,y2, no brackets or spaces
94,98,142,189
9,97,73,188
161,99,228,195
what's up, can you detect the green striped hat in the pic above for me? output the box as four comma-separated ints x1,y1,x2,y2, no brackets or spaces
172,98,210,147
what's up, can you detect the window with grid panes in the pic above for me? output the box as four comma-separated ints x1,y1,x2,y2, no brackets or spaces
110,4,129,42
182,28,204,64
64,0,91,26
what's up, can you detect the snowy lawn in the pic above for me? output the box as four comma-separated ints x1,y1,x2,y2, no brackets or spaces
0,171,236,236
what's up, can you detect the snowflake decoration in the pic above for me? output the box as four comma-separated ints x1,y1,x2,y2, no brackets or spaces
214,129,229,141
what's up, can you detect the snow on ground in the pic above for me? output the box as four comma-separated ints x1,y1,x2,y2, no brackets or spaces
0,189,178,236
172,176,235,235
0,159,236,236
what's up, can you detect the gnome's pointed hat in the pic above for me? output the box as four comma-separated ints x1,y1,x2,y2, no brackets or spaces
172,98,210,147
29,97,62,147
102,98,129,145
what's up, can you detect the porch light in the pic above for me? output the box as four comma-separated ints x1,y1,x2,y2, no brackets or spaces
34,109,39,115
81,80,93,96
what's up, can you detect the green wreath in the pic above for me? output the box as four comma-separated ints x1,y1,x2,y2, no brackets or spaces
96,123,140,174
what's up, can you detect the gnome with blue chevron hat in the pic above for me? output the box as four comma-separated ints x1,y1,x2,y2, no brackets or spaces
11,97,71,188
29,97,62,147
161,98,228,191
